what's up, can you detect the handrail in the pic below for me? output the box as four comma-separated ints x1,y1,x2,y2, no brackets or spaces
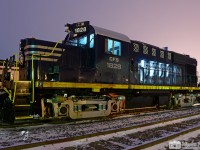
13,53,19,81
12,82,17,103
3,87,12,102
31,40,62,102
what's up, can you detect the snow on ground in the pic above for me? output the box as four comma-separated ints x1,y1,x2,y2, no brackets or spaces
143,129,200,150
1,107,200,149
23,114,200,150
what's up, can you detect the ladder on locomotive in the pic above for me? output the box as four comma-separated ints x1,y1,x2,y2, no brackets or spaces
12,81,32,119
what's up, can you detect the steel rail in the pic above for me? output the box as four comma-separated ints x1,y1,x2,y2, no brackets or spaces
2,111,200,150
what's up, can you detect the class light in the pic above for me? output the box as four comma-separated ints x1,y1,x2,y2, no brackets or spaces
65,26,70,33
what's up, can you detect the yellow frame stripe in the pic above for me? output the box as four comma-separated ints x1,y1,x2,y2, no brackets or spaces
35,81,200,91
35,82,128,89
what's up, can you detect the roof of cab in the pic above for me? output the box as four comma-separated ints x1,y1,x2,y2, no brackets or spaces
92,25,130,43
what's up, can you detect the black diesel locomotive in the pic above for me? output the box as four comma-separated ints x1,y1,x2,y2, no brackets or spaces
7,21,199,119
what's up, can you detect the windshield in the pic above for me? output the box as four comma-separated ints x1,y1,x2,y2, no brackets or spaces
65,32,94,49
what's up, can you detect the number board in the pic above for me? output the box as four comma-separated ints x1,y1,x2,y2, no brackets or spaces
72,21,90,34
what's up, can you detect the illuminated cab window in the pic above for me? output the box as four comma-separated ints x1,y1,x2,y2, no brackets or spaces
79,34,94,48
105,39,121,56
79,36,87,45
69,34,94,48
90,34,94,48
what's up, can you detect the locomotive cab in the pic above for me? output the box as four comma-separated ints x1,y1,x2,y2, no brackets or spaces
60,21,96,82
62,21,130,84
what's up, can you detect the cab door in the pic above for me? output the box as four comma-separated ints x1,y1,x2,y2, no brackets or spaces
95,35,130,84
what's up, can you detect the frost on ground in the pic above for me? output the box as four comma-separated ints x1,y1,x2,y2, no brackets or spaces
25,115,200,150
1,107,200,149
145,129,200,150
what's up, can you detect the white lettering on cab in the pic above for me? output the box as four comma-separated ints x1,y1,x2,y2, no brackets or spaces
107,57,121,69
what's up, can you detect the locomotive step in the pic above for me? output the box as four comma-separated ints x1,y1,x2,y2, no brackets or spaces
14,105,31,117
14,105,30,111
14,104,30,107
15,116,33,120
14,81,31,86
15,112,31,117
14,98,30,105
15,93,31,96
15,88,29,93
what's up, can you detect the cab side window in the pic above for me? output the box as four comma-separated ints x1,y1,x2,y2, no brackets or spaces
105,39,121,56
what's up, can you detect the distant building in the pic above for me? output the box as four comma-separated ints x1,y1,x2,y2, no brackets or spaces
0,59,19,89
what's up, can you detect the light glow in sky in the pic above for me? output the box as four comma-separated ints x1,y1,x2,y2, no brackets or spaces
0,0,200,72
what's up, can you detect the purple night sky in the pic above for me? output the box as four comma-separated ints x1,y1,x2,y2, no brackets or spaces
1,0,200,72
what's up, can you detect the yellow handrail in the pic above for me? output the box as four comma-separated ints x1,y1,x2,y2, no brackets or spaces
31,40,62,102
12,53,18,104
3,87,12,102
12,82,17,103
13,53,19,81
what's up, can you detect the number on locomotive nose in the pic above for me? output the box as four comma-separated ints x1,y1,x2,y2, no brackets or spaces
74,27,86,34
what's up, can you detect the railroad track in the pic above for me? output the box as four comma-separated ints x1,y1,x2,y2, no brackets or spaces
1,106,200,149
21,114,200,150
